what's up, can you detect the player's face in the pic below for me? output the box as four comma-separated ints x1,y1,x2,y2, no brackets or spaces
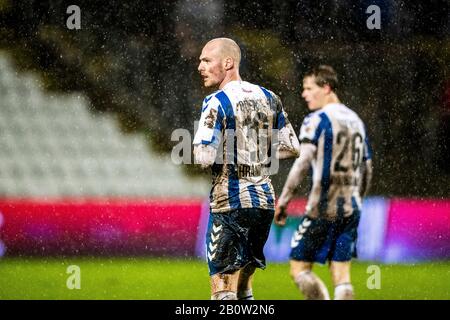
302,76,327,111
198,43,226,89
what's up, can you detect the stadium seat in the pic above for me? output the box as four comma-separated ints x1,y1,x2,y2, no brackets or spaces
0,52,209,198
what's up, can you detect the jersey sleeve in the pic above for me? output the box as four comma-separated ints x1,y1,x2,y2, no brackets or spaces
298,112,322,145
267,92,300,157
193,96,224,148
272,93,290,130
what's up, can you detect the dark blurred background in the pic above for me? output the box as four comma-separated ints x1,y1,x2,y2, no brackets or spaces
0,0,449,197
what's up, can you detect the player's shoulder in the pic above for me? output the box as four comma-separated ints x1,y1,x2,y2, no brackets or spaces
256,84,279,100
202,91,219,105
339,103,366,125
302,109,324,126
200,91,223,114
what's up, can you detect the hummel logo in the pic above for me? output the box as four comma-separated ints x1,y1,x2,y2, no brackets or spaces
204,96,213,104
202,103,209,112
291,230,304,247
211,233,219,242
293,233,303,241
291,233,303,248
208,223,223,261
302,219,311,227
207,252,216,260
209,242,217,252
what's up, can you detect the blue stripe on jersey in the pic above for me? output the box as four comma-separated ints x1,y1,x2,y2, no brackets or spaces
337,197,345,219
351,196,359,214
318,113,333,217
200,103,225,147
215,91,236,161
259,86,281,130
215,91,241,210
277,111,286,129
215,104,225,130
215,91,234,130
261,183,274,206
201,139,216,145
212,104,225,146
363,135,372,161
247,185,260,207
259,86,272,101
204,95,213,104
311,115,325,145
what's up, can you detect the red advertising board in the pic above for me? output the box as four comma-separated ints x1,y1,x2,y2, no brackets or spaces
0,198,203,256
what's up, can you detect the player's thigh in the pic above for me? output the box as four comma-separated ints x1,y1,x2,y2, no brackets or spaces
246,209,274,252
290,215,329,263
211,271,240,294
329,261,351,286
289,260,313,279
332,211,360,259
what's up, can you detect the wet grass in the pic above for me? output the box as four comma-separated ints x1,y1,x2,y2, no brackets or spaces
0,257,448,300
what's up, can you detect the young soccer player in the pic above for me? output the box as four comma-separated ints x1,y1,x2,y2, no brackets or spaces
275,65,373,300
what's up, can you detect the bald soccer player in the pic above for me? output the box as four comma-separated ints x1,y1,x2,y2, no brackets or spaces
193,38,300,300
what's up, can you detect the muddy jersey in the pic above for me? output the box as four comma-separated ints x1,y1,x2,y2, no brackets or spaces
193,80,297,213
299,103,372,219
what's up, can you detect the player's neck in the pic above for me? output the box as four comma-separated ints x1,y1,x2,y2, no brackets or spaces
322,93,340,107
219,71,242,89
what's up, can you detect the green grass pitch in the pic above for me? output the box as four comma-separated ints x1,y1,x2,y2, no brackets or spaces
0,257,448,300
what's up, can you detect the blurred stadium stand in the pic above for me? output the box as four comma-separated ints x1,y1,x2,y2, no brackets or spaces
0,52,209,198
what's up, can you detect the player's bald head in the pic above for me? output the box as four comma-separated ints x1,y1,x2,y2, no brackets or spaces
204,38,241,67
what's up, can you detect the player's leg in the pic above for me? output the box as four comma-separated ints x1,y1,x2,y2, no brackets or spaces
210,271,239,300
329,211,360,300
330,261,353,300
289,215,331,300
290,260,330,300
206,211,240,300
236,264,256,300
234,208,273,300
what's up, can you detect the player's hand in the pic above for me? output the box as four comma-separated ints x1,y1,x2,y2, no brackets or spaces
274,205,287,227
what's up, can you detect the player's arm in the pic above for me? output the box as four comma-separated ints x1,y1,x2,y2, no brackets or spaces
277,122,301,159
273,94,300,159
274,143,316,226
359,159,373,197
359,135,373,197
193,145,218,169
193,97,224,169
275,112,321,226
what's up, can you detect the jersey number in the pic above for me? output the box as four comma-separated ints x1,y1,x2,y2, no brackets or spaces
334,131,363,172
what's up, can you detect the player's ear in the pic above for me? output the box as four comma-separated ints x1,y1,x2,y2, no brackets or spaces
224,57,234,71
323,84,332,94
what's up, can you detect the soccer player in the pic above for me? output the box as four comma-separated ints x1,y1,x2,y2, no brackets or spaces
274,65,373,300
193,38,300,300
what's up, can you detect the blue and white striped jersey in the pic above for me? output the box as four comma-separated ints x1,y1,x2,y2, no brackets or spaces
193,80,298,213
299,103,372,219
